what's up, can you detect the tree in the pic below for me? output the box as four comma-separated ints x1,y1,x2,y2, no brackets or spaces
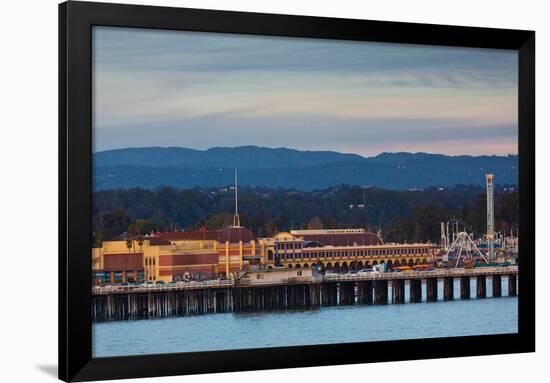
128,219,158,237
307,216,324,230
92,185,518,242
206,213,233,230
324,216,337,229
126,239,133,253
496,192,519,233
94,209,130,241
265,219,279,236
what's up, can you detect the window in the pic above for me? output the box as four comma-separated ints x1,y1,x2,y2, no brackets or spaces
297,271,302,276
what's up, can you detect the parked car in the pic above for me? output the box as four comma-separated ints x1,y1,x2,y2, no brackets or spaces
357,269,373,275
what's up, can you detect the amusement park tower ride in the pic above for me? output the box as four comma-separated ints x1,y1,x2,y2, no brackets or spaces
486,174,495,259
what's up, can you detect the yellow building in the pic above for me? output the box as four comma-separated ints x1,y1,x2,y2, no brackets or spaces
260,229,438,272
92,227,440,284
92,227,259,284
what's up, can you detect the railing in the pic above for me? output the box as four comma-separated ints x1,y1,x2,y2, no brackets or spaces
238,276,323,287
93,279,234,295
323,266,518,282
93,266,518,295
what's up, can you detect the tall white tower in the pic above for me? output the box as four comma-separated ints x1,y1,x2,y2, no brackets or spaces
440,222,448,251
486,174,495,259
232,168,241,227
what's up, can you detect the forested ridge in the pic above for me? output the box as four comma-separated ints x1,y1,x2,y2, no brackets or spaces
92,185,518,244
93,147,518,191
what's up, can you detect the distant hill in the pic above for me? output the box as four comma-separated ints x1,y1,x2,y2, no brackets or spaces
94,146,363,169
92,146,518,191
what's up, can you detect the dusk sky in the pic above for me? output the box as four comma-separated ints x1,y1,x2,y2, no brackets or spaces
92,26,518,156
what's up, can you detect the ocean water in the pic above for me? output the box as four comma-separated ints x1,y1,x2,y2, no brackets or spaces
93,278,518,357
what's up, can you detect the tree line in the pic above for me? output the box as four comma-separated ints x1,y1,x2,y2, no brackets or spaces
92,185,518,244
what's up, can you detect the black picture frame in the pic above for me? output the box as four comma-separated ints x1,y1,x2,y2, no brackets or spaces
59,1,535,381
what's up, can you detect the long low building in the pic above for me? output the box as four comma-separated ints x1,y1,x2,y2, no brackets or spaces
92,227,440,284
263,230,439,272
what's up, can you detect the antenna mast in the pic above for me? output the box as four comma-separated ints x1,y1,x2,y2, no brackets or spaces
233,168,241,227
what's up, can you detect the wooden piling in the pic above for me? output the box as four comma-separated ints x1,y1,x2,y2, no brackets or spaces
443,277,454,301
308,283,321,307
476,275,487,298
460,277,471,299
410,279,422,303
357,281,373,305
492,275,502,297
392,280,405,304
339,282,355,305
426,278,438,302
508,275,517,296
321,282,338,306
374,280,388,305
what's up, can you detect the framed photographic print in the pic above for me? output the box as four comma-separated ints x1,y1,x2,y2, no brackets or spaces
59,1,535,381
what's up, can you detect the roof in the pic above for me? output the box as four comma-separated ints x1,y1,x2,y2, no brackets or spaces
217,227,257,243
299,232,383,247
152,227,257,244
147,237,172,246
303,240,324,248
153,231,219,241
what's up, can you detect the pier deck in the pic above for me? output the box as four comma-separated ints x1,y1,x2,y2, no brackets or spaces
93,266,517,294
92,266,518,321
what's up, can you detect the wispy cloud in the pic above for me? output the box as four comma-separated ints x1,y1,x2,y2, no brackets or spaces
92,26,518,156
